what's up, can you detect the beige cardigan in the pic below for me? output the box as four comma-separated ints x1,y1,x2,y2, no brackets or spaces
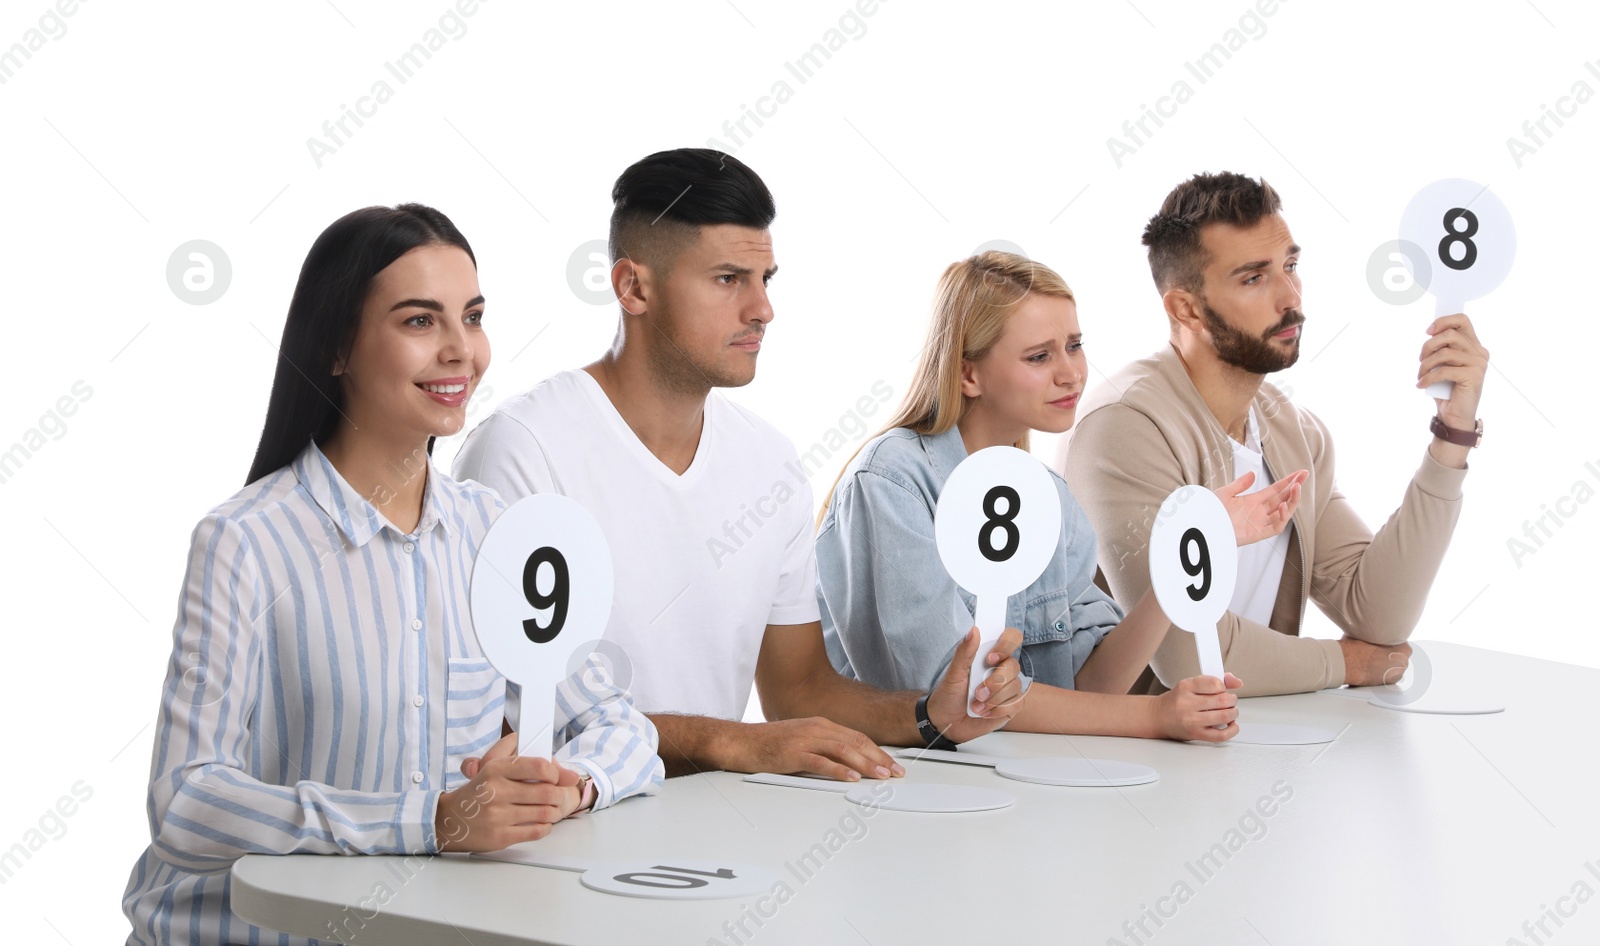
1058,344,1468,696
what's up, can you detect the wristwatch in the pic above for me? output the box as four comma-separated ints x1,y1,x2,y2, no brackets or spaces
574,771,596,812
915,694,957,751
1429,414,1482,448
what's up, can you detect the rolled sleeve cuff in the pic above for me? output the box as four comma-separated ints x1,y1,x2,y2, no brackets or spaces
1413,446,1469,501
564,758,613,814
1316,637,1346,690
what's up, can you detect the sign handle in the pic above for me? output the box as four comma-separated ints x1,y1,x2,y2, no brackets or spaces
1193,622,1226,683
966,593,1006,718
1427,295,1462,400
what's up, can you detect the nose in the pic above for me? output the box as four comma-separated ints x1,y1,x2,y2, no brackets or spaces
1060,348,1086,386
1280,272,1303,313
438,315,473,365
748,281,774,327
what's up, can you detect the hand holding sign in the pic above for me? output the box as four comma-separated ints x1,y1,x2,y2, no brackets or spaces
935,447,1061,718
470,494,614,758
1148,485,1237,683
1398,179,1515,400
1149,486,1339,747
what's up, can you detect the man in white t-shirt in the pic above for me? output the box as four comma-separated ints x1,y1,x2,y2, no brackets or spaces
456,148,1026,780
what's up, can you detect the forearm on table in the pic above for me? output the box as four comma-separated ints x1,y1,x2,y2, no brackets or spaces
647,713,747,778
1149,616,1344,696
1007,683,1160,739
1074,587,1170,695
763,667,922,748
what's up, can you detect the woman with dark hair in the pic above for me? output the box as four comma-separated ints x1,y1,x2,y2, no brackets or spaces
122,204,662,946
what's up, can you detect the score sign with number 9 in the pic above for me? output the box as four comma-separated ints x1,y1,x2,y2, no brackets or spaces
470,494,615,757
1148,485,1237,681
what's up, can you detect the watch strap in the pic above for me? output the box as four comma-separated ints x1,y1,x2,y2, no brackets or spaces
1430,414,1482,448
915,694,957,751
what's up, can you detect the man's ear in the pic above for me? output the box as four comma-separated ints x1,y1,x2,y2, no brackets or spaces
612,257,649,317
959,357,982,399
1164,287,1205,337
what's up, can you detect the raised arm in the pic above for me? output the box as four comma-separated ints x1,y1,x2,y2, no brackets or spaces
1303,422,1467,645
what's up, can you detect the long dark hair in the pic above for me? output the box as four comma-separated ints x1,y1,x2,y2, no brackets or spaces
245,203,476,485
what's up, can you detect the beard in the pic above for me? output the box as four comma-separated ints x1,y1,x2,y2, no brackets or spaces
646,300,759,394
1200,297,1304,375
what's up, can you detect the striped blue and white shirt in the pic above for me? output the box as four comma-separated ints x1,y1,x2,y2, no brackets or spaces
123,440,663,945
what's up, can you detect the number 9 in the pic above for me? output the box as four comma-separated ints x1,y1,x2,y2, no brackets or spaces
1179,528,1211,602
522,546,570,643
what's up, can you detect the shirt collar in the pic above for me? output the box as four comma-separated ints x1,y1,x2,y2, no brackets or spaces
291,440,454,547
921,424,972,483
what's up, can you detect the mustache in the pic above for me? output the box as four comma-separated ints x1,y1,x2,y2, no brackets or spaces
1266,310,1305,336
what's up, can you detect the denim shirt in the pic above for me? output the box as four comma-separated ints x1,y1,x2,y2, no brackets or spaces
816,426,1124,693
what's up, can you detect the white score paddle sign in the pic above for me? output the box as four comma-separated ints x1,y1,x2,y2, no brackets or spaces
476,850,784,901
1398,178,1516,400
1148,485,1237,683
1149,487,1339,746
470,494,614,759
934,446,1061,717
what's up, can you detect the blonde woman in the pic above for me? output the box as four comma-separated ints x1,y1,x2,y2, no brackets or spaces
815,252,1307,742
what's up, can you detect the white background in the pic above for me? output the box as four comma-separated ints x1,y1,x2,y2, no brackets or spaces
2,0,1595,940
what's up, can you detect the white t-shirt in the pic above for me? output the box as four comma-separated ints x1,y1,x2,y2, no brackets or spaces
453,369,820,720
1228,408,1291,626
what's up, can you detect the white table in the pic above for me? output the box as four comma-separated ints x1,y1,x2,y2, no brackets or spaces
231,642,1600,945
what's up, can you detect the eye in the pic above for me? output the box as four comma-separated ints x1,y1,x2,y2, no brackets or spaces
406,313,433,327
1286,260,1299,273
465,310,484,325
716,274,736,285
1068,341,1085,353
1028,351,1050,364
1244,274,1262,286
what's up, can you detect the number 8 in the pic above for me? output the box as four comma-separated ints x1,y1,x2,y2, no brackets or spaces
1438,207,1479,272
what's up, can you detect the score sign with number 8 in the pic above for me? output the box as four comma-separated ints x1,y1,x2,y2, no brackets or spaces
934,447,1062,718
1148,486,1237,682
470,494,615,758
1398,178,1516,400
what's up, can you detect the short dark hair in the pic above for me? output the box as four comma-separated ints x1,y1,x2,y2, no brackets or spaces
246,203,474,485
608,148,776,275
1141,172,1282,292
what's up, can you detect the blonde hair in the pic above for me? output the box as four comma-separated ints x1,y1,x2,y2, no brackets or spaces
819,251,1075,525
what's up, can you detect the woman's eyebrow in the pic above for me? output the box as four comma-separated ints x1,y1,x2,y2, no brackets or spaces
388,294,486,312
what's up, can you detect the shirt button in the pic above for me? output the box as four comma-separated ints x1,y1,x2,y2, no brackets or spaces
412,695,425,707
411,619,422,631
411,771,424,784
403,542,415,554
